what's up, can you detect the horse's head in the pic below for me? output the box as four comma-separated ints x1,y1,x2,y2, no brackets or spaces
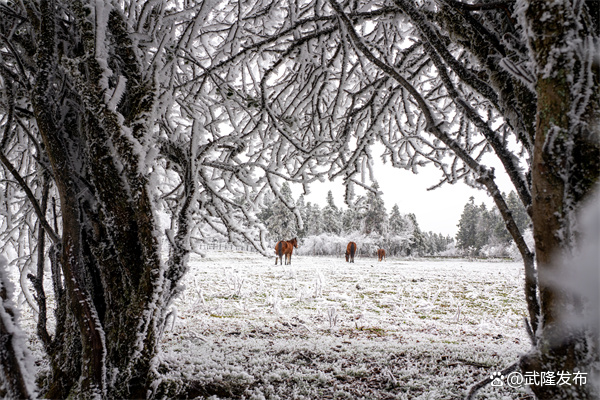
291,238,298,248
345,252,349,262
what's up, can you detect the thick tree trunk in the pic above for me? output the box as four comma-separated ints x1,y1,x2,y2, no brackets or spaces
25,2,170,398
521,0,600,398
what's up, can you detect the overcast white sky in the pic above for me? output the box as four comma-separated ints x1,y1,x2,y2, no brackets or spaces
295,156,514,237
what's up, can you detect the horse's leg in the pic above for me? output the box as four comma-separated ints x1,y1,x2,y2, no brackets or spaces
276,242,284,265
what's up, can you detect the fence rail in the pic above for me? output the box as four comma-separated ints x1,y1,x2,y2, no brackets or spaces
194,242,259,253
194,242,380,257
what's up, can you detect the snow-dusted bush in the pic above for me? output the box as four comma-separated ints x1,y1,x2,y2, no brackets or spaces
296,230,455,258
381,233,413,257
296,234,346,256
438,241,459,257
480,243,512,259
297,233,377,257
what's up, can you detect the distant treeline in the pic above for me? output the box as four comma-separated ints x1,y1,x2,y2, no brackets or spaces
257,183,530,259
455,192,531,258
257,182,453,257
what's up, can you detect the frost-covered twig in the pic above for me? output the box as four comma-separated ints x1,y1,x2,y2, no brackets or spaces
327,306,338,329
454,305,461,322
314,270,324,298
0,150,59,243
231,275,245,298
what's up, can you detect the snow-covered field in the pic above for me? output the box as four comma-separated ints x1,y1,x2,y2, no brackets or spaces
158,251,533,399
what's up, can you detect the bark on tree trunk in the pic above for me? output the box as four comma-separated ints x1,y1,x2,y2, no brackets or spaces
521,0,600,398
25,2,171,398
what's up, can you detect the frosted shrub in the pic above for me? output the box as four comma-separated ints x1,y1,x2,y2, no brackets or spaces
381,232,414,257
481,243,512,259
297,234,346,256
298,233,374,257
327,306,338,329
439,241,459,257
266,290,282,314
225,271,245,298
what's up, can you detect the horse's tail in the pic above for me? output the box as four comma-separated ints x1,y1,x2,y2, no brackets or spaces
277,241,283,256
350,242,356,257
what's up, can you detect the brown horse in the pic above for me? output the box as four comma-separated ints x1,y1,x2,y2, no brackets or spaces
275,238,298,265
345,242,357,263
377,249,386,261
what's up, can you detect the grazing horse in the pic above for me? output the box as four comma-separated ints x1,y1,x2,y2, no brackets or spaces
275,238,298,265
345,242,357,263
377,249,386,262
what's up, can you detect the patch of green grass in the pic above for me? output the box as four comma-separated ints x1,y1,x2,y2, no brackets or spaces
357,326,386,336
442,340,459,344
209,314,236,318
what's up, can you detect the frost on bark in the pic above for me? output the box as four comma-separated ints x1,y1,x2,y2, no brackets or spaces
520,0,600,398
0,1,276,398
1,0,598,399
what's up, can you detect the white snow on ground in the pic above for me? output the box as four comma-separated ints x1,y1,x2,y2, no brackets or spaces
159,251,533,399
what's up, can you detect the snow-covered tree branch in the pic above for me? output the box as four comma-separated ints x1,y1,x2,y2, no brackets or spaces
0,0,597,398
0,1,314,397
195,0,598,398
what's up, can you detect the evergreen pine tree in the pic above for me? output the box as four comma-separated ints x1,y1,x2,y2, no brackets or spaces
490,206,512,244
305,202,324,236
506,190,530,233
296,194,308,239
485,191,531,246
362,182,387,236
322,191,342,235
386,204,413,256
407,213,424,256
476,202,494,249
389,204,410,234
342,198,364,234
456,197,501,255
265,182,297,239
456,197,480,253
423,232,453,254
